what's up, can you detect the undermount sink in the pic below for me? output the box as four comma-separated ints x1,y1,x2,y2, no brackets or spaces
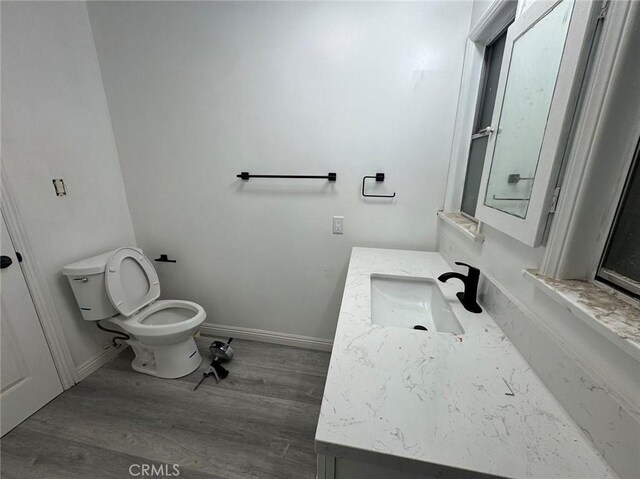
370,274,464,334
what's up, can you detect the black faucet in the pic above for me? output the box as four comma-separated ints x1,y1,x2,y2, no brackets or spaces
438,262,482,313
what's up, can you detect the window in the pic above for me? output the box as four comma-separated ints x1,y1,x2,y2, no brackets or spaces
597,138,640,298
460,30,509,217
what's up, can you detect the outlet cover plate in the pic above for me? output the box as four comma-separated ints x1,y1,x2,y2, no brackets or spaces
333,216,344,234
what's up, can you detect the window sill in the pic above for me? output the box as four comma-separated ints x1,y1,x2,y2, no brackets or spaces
437,211,484,243
523,269,640,360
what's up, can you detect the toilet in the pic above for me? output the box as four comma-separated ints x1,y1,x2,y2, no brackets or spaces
63,247,205,378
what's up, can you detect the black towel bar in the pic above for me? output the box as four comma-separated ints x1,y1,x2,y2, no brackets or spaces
237,172,336,181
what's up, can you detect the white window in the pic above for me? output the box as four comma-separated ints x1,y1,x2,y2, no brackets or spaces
537,0,639,289
460,28,510,217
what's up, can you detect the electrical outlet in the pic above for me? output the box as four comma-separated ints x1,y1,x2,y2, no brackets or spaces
333,216,344,234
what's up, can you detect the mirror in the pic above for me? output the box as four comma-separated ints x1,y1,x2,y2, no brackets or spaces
484,0,574,218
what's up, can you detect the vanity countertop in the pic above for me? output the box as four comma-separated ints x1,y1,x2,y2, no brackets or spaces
315,247,616,478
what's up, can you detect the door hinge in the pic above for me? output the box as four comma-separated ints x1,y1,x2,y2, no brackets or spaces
549,186,561,214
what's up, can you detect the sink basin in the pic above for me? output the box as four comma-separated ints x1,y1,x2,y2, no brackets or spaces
370,274,464,334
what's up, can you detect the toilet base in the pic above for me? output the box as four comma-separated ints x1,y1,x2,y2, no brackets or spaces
127,336,203,379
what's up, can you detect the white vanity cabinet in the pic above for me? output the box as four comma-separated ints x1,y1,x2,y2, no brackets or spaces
317,454,449,479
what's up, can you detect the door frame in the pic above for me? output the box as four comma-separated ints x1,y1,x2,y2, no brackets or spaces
1,166,77,389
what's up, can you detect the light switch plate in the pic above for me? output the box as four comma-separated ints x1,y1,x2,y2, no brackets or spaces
52,178,66,197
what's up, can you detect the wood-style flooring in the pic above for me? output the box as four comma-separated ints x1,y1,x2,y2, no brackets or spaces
1,337,331,479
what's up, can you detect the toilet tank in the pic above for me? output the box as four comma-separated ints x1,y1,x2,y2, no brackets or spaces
63,250,121,321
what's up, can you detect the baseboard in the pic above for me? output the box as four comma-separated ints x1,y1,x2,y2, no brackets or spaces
199,323,333,352
76,344,129,382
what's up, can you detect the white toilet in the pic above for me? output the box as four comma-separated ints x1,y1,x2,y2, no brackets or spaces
63,246,206,378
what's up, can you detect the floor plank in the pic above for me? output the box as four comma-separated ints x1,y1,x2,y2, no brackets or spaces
1,428,218,479
1,338,331,479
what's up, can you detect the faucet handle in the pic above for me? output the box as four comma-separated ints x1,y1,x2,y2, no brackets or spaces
454,261,480,275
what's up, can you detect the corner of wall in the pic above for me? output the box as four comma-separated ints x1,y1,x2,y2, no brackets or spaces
83,1,137,245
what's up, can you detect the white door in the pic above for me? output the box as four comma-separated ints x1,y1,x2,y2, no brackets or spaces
1,212,63,436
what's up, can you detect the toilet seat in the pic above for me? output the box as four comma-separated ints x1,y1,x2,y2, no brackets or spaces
105,247,160,317
110,299,206,340
104,247,206,342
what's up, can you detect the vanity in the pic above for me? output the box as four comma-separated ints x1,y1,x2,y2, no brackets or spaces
315,247,616,479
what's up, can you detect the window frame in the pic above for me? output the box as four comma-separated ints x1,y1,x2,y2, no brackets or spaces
539,0,640,294
595,138,640,298
460,27,511,218
441,0,517,216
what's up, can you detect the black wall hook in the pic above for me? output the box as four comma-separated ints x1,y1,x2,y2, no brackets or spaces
155,254,176,263
362,173,396,198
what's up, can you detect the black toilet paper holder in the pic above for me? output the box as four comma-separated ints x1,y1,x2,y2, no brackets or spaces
362,173,396,198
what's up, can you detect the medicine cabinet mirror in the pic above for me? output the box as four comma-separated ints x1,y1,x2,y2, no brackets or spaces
475,0,601,246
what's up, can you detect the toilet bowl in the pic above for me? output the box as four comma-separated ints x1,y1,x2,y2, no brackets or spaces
63,247,206,379
107,300,205,378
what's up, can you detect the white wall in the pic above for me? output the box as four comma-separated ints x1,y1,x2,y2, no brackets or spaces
1,2,137,370
87,1,472,341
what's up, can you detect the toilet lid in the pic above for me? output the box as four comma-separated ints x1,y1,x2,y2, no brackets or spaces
105,247,160,317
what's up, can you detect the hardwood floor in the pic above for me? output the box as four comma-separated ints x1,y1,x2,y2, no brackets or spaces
1,338,331,479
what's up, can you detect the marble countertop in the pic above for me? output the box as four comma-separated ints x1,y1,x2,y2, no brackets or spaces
315,247,616,478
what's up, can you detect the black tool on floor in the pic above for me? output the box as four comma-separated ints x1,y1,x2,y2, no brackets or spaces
193,338,234,391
